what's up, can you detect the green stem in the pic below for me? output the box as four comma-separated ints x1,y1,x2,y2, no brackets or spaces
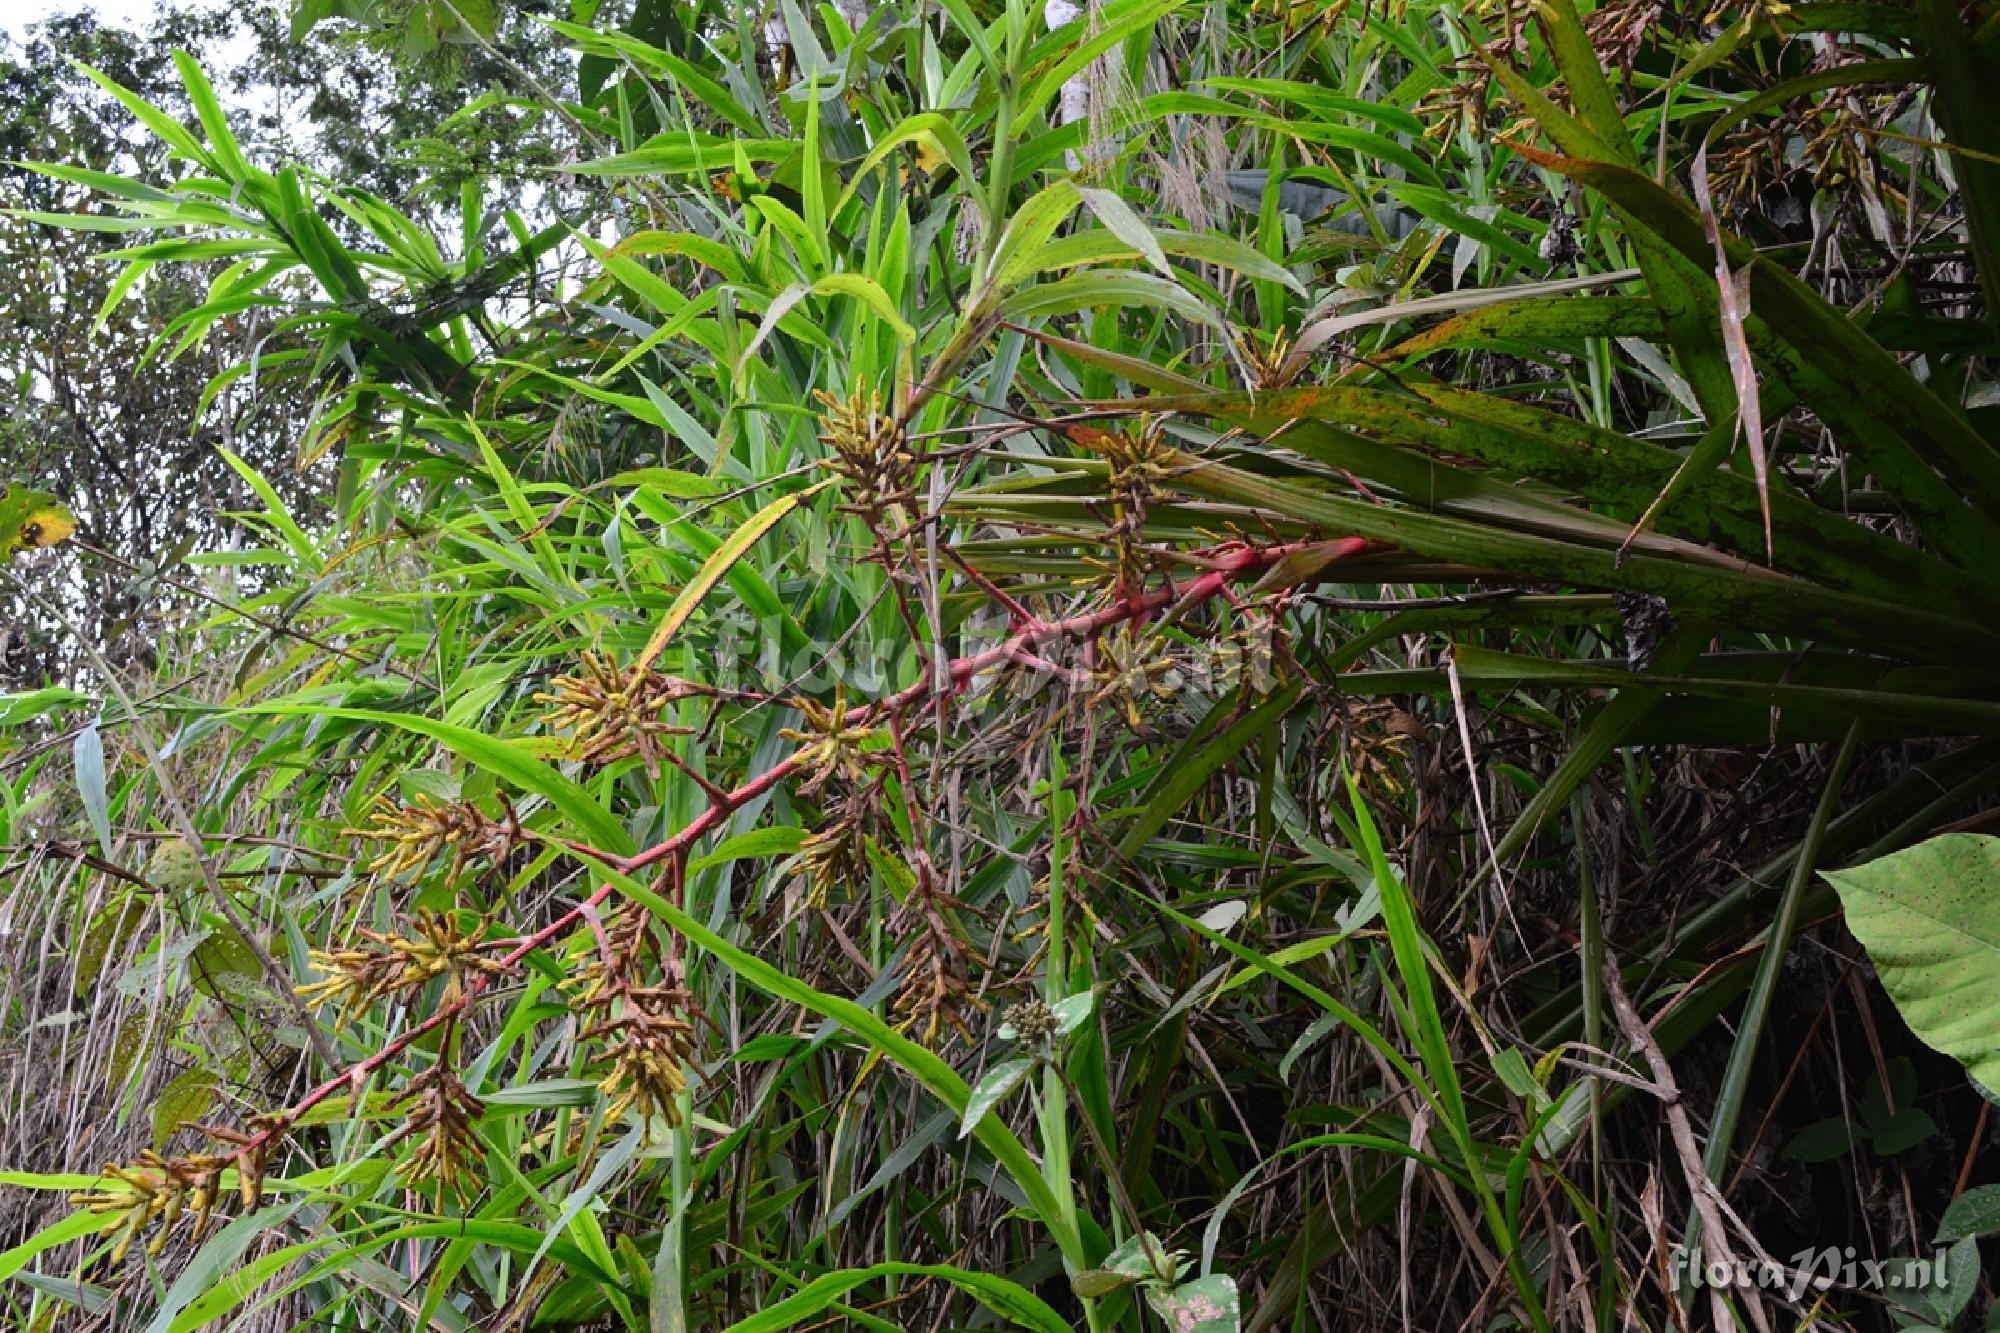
1057,1064,1160,1282
980,0,1023,271
1570,795,1617,1330
1682,721,1861,1297
1041,749,1081,1258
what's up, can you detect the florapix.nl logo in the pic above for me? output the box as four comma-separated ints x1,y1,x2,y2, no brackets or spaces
1667,1242,1978,1306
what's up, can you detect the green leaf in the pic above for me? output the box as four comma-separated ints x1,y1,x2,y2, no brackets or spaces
68,59,211,165
1143,894,1422,1095
0,484,79,559
1917,0,2000,316
189,924,261,1001
161,1237,323,1333
1168,452,1997,666
145,1203,304,1333
1145,1273,1240,1333
541,18,764,134
987,181,1084,290
1781,1115,1855,1163
1887,1237,1982,1327
1534,0,1639,164
1822,835,2000,1095
0,1208,119,1285
833,113,983,221
691,826,810,872
73,724,112,859
1937,1184,2000,1243
1014,0,1186,138
1382,295,1660,359
604,468,728,499
169,52,253,183
151,1068,218,1151
958,1058,1033,1139
1077,187,1172,279
0,687,92,728
811,273,915,345
751,194,827,275
216,447,317,569
1514,142,2000,547
1071,1269,1137,1298
1120,685,1301,856
1000,270,1224,331
1049,992,1095,1036
1871,1105,1937,1155
719,1262,1070,1333
572,135,795,177
1103,1230,1177,1280
634,482,825,671
240,705,632,854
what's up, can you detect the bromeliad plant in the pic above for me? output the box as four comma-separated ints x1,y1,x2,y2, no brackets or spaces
6,0,2000,1328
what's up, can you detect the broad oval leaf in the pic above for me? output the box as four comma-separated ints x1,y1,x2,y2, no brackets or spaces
1822,834,2000,1096
1145,1273,1241,1333
1938,1183,2000,1243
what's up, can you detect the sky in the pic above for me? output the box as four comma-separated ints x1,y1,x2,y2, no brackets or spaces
2,0,167,41
2,0,268,123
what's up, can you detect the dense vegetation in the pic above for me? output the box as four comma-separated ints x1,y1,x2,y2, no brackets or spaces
5,0,2000,1328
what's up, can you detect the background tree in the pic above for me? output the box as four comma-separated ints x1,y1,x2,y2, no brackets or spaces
0,0,578,690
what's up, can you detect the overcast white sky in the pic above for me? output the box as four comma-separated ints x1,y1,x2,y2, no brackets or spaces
2,0,168,41
2,0,270,127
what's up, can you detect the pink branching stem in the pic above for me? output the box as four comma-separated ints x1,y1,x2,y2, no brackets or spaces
233,535,1379,1161
938,543,1045,631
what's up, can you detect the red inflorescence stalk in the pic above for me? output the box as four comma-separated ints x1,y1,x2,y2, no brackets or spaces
237,535,1378,1161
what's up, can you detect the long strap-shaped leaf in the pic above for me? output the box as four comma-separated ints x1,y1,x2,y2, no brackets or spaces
720,1262,1070,1333
1168,452,2000,665
1515,143,2000,547
634,481,828,672
1474,31,1739,425
1141,386,1986,608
